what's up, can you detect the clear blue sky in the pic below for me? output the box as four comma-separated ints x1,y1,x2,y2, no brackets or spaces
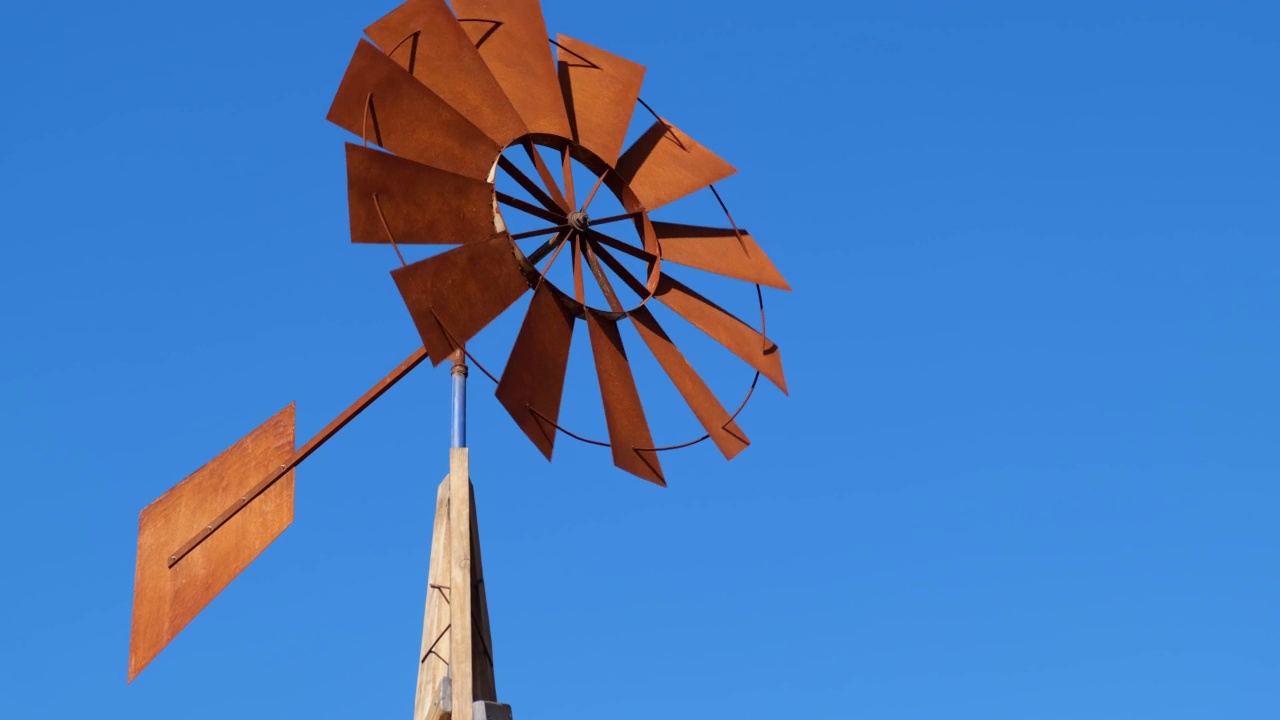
2,1,1278,718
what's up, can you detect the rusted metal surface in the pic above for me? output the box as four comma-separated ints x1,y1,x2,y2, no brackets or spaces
130,405,296,682
495,283,575,459
322,0,793,482
653,222,791,290
166,347,430,570
561,146,577,207
581,239,625,312
629,307,750,460
615,120,737,210
328,40,500,180
365,0,526,147
523,140,571,212
585,311,665,486
347,143,496,245
654,274,788,394
498,154,563,214
452,0,571,138
571,234,586,303
130,348,428,680
555,34,645,167
392,233,532,365
496,190,562,224
130,0,802,697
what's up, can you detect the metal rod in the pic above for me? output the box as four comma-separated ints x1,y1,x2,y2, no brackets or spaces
167,346,430,568
527,231,566,266
452,362,468,449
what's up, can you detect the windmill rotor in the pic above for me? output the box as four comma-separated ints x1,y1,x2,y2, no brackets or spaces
330,0,792,485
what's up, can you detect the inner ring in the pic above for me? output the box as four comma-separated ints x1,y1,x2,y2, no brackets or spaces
493,135,662,317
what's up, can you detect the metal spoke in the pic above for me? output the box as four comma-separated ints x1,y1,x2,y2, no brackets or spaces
497,191,564,224
588,229,656,262
561,146,577,209
582,240,624,313
527,231,567,266
538,235,569,278
580,170,610,212
572,234,586,304
498,156,564,215
589,238,651,300
587,211,642,227
524,141,570,212
511,224,570,241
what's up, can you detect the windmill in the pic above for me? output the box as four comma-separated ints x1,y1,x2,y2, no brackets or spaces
128,1,790,718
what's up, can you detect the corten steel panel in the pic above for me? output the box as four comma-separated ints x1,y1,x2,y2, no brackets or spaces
391,233,531,365
615,120,737,211
328,40,501,181
365,0,526,147
629,307,750,460
495,282,576,459
129,404,296,681
556,34,645,167
451,0,572,138
346,144,496,246
654,274,788,394
652,222,791,291
586,311,665,485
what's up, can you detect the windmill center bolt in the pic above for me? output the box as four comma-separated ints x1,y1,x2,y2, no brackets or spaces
567,210,591,232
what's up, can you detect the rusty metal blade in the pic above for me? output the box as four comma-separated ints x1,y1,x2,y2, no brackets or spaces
654,274,787,394
496,283,575,459
129,405,296,681
585,311,665,485
452,0,571,138
555,34,645,167
629,307,750,460
653,222,791,290
365,0,526,147
328,40,500,181
346,144,495,245
615,120,736,210
392,233,532,365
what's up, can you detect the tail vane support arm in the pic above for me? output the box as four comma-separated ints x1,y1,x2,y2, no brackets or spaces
166,346,429,568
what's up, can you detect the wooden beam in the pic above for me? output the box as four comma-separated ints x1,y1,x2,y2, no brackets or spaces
415,478,452,720
448,448,474,720
468,482,497,702
415,452,497,720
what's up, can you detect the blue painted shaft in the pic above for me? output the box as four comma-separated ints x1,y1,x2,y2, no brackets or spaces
451,363,468,448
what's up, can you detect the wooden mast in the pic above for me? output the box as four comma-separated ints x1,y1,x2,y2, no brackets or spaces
415,361,503,720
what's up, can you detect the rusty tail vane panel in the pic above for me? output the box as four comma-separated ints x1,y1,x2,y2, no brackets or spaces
129,347,428,680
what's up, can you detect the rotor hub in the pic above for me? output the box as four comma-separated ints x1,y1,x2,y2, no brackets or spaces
567,210,591,232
